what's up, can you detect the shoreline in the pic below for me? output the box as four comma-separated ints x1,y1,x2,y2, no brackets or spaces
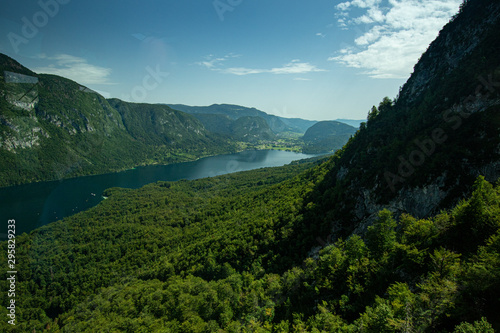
0,145,308,190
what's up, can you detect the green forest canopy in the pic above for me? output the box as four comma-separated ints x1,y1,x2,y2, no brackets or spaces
1,156,499,332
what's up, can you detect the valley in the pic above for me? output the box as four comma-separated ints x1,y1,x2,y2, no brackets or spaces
0,57,357,187
1,0,500,331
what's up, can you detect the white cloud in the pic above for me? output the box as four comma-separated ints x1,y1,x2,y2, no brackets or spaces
224,67,266,75
269,61,325,75
354,25,383,46
337,2,352,11
196,53,241,70
337,0,382,11
33,54,113,85
331,0,462,79
354,7,385,24
199,56,326,76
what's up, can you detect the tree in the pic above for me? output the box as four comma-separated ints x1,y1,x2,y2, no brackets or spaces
367,106,379,123
366,209,397,257
378,97,394,114
453,317,495,333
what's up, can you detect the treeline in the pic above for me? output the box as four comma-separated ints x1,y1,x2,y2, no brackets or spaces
0,154,499,331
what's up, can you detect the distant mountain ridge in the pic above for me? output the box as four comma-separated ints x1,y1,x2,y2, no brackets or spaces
168,103,318,134
334,118,364,128
190,113,275,142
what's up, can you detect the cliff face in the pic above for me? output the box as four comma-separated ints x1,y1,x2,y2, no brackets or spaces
399,0,500,107
309,0,500,238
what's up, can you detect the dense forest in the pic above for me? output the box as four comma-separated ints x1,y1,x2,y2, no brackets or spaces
1,0,500,331
1,157,499,332
302,121,357,154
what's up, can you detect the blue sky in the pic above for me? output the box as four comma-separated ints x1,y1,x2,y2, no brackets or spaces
0,0,461,120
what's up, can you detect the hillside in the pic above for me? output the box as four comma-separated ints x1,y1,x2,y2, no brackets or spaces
191,113,234,136
302,121,357,153
169,103,317,134
0,56,235,187
305,0,500,239
192,113,276,142
1,0,500,331
2,165,499,331
230,116,276,142
106,99,221,147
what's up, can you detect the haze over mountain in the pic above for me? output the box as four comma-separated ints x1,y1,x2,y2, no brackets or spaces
334,119,364,128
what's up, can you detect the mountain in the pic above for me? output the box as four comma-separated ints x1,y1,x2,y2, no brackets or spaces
191,113,234,136
169,103,318,134
106,99,215,146
230,116,275,142
335,118,365,128
302,120,357,153
192,113,275,142
2,0,500,331
0,55,235,187
309,0,500,236
278,116,318,133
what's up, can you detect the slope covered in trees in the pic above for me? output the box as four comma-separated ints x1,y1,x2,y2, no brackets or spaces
192,114,276,142
1,159,499,332
303,0,500,241
302,121,357,153
1,0,500,331
169,103,317,134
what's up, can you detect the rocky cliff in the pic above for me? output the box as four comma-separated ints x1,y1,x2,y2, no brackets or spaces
308,0,500,239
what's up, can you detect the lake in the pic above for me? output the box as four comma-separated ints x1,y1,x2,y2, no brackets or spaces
0,150,318,236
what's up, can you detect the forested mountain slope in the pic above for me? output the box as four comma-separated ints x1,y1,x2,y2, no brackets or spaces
1,0,500,331
302,121,357,153
307,0,500,239
0,56,235,187
192,113,276,142
1,158,500,331
169,103,317,134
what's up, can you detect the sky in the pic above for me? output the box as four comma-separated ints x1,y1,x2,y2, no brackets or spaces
0,0,462,120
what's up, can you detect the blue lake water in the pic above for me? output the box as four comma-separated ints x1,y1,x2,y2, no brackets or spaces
0,150,318,236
